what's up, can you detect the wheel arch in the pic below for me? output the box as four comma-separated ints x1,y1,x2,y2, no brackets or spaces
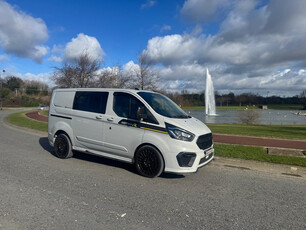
133,143,165,166
134,143,165,177
52,121,74,146
55,130,72,144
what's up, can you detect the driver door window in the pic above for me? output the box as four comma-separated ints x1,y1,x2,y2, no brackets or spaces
113,92,157,124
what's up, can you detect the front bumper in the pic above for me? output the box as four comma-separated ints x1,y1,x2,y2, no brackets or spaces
163,143,214,174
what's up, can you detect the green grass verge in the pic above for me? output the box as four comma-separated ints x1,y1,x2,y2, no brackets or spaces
267,104,304,110
207,123,306,140
40,110,49,117
6,111,48,132
214,143,306,167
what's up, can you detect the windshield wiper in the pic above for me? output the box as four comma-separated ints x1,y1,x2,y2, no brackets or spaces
172,115,190,118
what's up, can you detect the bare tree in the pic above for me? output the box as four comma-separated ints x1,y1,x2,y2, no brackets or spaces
127,53,159,90
23,80,49,95
52,63,76,88
52,52,101,88
96,66,132,88
239,109,260,124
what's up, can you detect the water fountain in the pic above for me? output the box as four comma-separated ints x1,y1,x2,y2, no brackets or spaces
205,68,217,115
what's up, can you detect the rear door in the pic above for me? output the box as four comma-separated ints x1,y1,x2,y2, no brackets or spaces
71,91,109,152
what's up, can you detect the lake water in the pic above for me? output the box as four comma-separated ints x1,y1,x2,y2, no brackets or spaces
187,109,306,125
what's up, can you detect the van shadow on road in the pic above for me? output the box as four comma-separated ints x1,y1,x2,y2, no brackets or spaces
38,137,183,179
38,137,135,174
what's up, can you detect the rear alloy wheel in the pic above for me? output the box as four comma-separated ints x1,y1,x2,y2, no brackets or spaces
135,145,164,178
54,134,73,159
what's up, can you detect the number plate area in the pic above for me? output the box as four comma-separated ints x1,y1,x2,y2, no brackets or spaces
199,148,214,165
204,148,214,159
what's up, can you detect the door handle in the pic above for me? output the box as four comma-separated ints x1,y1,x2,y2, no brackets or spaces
107,117,114,122
96,115,103,119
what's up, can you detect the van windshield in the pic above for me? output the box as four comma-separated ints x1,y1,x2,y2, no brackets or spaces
138,92,190,119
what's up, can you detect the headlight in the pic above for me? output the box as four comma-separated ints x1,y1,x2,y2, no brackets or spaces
166,123,195,142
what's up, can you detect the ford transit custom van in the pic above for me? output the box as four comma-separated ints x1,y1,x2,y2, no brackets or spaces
48,88,214,177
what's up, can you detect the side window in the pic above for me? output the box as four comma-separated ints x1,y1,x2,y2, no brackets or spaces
73,92,109,114
113,92,158,124
53,91,75,108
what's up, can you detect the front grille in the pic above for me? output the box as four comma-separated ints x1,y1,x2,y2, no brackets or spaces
196,133,213,150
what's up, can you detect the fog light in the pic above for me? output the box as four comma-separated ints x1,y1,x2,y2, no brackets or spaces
177,152,196,167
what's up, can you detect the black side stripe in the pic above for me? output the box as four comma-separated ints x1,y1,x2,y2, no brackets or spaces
118,119,167,134
51,114,72,120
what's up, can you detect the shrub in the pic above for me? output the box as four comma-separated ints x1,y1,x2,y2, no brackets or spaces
0,88,11,99
239,109,260,124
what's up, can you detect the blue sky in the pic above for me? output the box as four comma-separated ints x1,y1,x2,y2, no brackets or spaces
1,0,306,96
2,0,185,72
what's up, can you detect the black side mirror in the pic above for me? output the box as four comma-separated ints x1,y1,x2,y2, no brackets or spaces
137,106,148,120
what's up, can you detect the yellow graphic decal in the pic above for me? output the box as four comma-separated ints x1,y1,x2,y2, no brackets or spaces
140,126,168,134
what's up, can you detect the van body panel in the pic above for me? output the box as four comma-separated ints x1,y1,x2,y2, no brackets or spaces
103,116,144,158
53,90,75,108
141,128,210,173
48,88,214,175
73,146,132,163
49,120,74,146
71,110,105,152
164,117,211,136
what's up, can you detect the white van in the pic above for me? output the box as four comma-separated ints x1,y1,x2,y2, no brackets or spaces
48,88,214,177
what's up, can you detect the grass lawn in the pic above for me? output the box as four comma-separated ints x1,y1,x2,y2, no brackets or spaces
40,110,49,117
214,143,306,167
267,104,304,110
207,123,306,140
6,111,48,132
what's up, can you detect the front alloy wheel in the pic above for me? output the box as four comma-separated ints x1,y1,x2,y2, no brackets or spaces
135,145,164,178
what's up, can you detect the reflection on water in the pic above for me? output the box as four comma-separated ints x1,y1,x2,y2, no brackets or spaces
186,110,306,125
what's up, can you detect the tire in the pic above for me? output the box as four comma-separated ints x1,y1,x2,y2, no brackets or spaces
134,145,164,178
54,134,73,159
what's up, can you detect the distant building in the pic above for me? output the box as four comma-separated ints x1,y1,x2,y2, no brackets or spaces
260,105,268,110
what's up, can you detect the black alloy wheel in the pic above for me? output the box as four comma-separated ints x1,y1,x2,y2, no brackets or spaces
54,134,73,159
135,145,164,178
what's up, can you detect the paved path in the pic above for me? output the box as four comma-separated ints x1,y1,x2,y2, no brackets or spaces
1,109,306,229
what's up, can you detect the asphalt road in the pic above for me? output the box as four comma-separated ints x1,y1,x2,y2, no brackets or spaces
0,110,305,229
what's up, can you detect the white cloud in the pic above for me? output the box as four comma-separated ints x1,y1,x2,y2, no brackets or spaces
3,67,54,86
123,60,140,75
0,54,9,62
51,44,64,54
23,72,53,85
48,55,62,63
140,0,306,95
156,64,306,96
141,0,156,9
160,25,171,33
0,1,48,63
181,0,230,23
142,34,200,65
47,44,64,63
64,33,105,62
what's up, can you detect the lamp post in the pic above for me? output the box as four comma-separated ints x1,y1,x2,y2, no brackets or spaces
0,69,5,110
